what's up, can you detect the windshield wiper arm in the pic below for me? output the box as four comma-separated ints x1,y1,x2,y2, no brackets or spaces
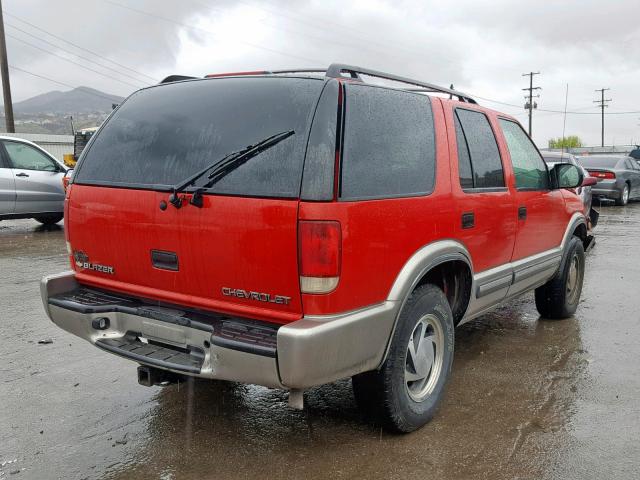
166,129,295,209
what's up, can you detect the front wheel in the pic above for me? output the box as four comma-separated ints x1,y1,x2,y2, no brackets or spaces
535,236,585,319
615,184,629,206
352,284,455,433
34,214,63,225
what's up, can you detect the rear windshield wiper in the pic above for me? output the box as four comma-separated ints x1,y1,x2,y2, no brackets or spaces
165,129,295,209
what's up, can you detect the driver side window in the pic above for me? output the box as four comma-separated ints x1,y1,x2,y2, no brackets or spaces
3,141,58,172
499,119,549,190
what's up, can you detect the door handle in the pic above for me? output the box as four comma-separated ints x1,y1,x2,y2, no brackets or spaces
461,212,475,229
518,206,527,220
15,172,29,178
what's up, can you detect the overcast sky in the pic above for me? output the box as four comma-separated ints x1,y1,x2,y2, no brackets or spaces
4,0,640,147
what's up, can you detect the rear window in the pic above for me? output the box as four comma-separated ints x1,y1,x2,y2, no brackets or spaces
579,157,621,169
74,77,324,198
340,84,436,200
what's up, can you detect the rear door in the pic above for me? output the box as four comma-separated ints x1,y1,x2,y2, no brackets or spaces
2,140,65,214
448,107,517,273
69,76,325,324
0,151,15,215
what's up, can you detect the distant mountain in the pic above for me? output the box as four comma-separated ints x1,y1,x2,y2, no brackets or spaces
11,87,124,114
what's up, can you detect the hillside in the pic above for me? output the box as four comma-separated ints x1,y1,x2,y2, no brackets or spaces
11,87,124,114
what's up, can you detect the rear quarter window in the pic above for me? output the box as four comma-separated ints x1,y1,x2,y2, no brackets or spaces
340,84,436,200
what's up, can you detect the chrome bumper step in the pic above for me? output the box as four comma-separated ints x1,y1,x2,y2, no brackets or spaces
96,333,204,374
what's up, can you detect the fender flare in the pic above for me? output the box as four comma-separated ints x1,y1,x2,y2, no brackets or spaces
561,212,588,251
379,239,474,366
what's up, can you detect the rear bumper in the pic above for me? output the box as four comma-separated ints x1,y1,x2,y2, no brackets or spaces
41,272,397,389
591,182,620,199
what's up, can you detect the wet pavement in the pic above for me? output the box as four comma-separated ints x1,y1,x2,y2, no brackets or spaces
1,206,639,479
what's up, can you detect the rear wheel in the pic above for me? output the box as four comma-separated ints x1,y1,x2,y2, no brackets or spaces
535,236,585,319
352,284,454,433
615,184,629,206
34,214,63,225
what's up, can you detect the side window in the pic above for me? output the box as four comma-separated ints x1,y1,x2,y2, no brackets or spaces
4,142,58,172
499,119,549,190
340,84,436,200
454,109,505,189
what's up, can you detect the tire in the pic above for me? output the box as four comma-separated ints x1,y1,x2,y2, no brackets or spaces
615,184,629,206
535,236,585,319
34,214,63,225
352,284,455,433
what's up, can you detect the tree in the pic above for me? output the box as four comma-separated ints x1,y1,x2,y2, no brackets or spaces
548,136,583,149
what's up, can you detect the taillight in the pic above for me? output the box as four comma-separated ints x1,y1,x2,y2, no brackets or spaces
587,170,615,180
298,220,341,294
62,175,71,192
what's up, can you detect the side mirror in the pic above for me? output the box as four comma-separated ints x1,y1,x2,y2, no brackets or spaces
582,176,598,187
552,163,583,189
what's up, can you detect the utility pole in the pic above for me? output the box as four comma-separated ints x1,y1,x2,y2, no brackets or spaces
0,0,14,133
594,88,611,147
522,72,541,137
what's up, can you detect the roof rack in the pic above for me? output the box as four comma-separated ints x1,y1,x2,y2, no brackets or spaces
325,64,476,103
161,65,476,103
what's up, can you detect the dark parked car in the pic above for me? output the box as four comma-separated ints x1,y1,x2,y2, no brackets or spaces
578,155,640,206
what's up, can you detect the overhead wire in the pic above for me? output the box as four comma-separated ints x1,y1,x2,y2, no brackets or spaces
3,11,157,83
6,33,145,89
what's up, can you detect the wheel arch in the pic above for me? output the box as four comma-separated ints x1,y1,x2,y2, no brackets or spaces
381,240,474,365
563,211,588,250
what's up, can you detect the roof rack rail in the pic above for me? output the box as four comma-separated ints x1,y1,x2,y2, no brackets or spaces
205,70,272,78
325,64,476,104
163,66,476,103
160,75,197,84
270,68,331,75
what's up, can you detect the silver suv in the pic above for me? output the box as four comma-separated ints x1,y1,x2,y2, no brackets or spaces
0,136,68,225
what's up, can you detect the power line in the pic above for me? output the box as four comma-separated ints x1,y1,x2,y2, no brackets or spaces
102,0,319,65
8,64,123,102
3,10,157,83
6,33,144,89
5,22,151,86
594,88,611,147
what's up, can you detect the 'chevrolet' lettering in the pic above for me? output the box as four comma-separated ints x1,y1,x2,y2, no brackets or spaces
221,287,291,306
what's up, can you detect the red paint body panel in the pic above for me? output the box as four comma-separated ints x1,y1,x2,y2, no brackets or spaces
66,186,302,324
300,98,455,315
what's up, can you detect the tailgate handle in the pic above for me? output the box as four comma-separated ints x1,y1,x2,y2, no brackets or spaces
151,250,179,271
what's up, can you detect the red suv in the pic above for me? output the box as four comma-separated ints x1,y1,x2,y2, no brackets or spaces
41,65,589,432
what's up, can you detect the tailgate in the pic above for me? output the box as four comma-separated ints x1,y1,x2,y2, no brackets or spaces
67,185,302,323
